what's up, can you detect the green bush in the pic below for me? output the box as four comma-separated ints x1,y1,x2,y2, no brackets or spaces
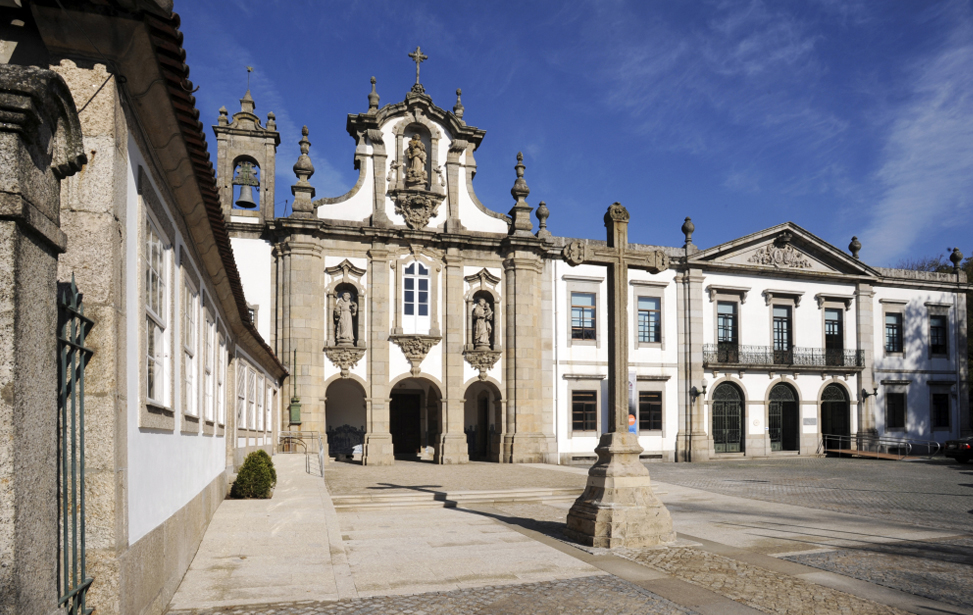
230,451,274,499
254,449,277,486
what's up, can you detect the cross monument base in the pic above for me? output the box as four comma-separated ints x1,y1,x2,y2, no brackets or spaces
564,432,675,548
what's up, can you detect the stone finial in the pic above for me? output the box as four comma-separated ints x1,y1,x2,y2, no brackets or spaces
511,152,530,202
849,236,861,259
681,217,695,247
453,88,465,121
949,247,964,271
291,125,316,218
241,89,255,114
508,152,534,236
536,201,551,239
267,111,276,130
218,105,228,126
368,76,380,113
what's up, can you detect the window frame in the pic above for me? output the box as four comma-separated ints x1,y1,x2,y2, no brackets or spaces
930,390,951,431
928,313,948,357
880,300,906,357
203,310,215,425
144,215,169,409
635,294,663,349
637,388,663,433
570,291,597,342
885,391,906,431
563,276,602,349
182,275,199,424
571,389,599,434
393,255,441,337
217,331,226,427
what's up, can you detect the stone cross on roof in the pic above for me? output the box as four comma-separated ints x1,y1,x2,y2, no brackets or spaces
408,46,428,94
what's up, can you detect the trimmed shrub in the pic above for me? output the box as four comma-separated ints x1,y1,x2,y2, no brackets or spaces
230,451,274,499
254,449,277,486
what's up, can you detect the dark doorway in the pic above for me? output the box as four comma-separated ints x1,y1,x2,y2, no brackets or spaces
712,383,744,453
769,384,799,451
821,384,850,451
390,392,421,457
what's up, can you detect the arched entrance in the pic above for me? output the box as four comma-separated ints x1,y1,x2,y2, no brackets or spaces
463,381,502,461
326,379,366,460
712,382,744,453
389,377,443,459
821,383,850,450
769,383,799,452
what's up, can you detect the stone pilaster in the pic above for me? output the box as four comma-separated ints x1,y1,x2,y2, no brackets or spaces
0,64,85,615
364,244,394,465
438,248,469,463
957,292,971,437
674,266,708,462
501,250,550,462
855,283,876,436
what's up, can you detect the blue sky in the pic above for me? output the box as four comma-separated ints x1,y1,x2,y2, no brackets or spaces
179,1,973,266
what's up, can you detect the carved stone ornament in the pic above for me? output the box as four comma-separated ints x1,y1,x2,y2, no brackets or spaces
747,243,812,269
563,241,587,267
463,349,502,381
324,346,366,378
392,190,444,230
390,335,441,376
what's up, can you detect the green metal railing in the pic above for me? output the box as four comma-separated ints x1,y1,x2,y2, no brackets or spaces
57,276,95,615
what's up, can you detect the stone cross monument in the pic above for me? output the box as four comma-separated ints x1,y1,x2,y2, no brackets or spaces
563,203,676,548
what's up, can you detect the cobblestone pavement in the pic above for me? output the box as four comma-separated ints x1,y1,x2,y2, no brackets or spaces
325,460,586,496
618,546,910,615
166,574,699,615
783,536,973,608
642,457,973,532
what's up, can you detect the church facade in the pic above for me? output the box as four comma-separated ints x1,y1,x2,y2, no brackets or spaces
223,62,971,466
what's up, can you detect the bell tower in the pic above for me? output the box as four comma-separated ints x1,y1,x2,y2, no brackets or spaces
214,88,280,225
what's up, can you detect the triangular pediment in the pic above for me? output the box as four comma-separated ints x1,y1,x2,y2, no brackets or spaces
689,223,880,277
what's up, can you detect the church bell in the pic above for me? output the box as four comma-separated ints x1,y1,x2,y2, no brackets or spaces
235,183,257,209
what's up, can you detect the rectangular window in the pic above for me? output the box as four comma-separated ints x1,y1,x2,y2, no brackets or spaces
885,313,903,353
402,262,430,333
183,281,198,417
247,367,256,430
145,219,167,405
638,391,662,431
265,388,273,433
571,390,597,431
886,392,906,429
217,333,226,426
571,292,596,340
256,375,264,431
204,316,214,422
930,315,948,355
717,302,738,362
236,361,246,426
931,393,950,429
824,308,843,366
637,297,661,343
773,305,792,364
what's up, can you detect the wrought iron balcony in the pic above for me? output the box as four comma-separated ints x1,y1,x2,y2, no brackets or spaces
703,343,865,370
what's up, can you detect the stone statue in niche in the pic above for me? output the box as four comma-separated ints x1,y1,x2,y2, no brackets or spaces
472,297,494,350
405,133,427,188
334,292,358,346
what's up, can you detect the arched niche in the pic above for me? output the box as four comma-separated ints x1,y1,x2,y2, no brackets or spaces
391,112,444,194
464,268,502,351
325,259,367,348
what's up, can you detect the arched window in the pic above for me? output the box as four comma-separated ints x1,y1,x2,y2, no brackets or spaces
403,262,430,334
232,159,260,210
821,383,850,448
769,384,799,451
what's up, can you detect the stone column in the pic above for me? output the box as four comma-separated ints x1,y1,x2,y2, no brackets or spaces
363,244,393,465
501,250,550,463
674,267,708,462
438,248,469,463
956,292,971,437
855,283,876,436
0,65,85,615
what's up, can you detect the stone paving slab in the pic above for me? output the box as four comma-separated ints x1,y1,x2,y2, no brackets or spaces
783,536,973,608
642,457,973,533
165,575,700,615
324,459,587,496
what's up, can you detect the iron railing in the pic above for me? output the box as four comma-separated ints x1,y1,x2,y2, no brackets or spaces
819,433,942,460
703,344,864,368
279,430,325,476
57,276,95,615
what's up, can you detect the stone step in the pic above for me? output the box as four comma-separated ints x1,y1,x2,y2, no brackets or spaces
331,487,585,511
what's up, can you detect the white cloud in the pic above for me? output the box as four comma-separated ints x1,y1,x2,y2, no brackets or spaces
860,9,973,264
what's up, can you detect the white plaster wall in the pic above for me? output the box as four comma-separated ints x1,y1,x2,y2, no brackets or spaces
456,169,508,233
126,138,228,544
231,236,273,341
316,155,374,222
